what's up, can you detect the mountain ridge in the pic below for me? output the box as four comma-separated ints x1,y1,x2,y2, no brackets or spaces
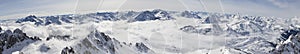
0,9,299,54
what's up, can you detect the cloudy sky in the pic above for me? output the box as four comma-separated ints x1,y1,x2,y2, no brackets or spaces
0,0,299,19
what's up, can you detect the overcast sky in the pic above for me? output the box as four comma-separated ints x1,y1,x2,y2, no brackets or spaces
0,0,299,19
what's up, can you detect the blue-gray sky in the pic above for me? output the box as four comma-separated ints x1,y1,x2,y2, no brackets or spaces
0,0,299,19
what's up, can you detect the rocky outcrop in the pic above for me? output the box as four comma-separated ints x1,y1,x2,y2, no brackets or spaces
0,27,2,32
86,30,117,54
272,29,300,54
61,47,75,54
15,15,73,26
95,12,117,21
45,16,62,25
279,29,299,41
0,27,41,54
15,15,44,25
46,35,73,41
135,43,149,53
67,30,153,54
15,15,39,23
131,9,173,22
180,25,211,34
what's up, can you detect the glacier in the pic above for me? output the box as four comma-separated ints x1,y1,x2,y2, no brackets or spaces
0,9,300,54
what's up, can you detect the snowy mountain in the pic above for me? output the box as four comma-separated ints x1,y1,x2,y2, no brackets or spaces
0,9,300,54
70,30,154,54
0,27,41,54
273,29,300,54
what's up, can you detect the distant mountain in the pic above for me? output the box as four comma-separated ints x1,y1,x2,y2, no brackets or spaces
0,9,299,54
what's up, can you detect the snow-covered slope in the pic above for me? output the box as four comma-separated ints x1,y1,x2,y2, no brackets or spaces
70,30,154,54
0,27,41,54
272,29,300,54
0,9,300,54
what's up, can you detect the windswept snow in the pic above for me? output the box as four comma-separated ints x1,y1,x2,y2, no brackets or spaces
0,9,299,54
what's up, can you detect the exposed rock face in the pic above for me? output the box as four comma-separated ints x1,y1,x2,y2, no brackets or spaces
15,15,38,23
180,25,211,34
15,15,44,25
45,16,62,25
279,29,299,41
135,43,150,53
46,35,73,41
180,25,197,32
0,27,2,32
272,29,300,54
87,30,116,54
66,30,153,54
133,9,173,22
134,11,160,21
15,15,71,26
0,28,40,54
61,47,75,54
95,12,117,21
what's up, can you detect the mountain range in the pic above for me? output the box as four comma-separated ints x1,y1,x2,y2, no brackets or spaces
0,9,299,54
